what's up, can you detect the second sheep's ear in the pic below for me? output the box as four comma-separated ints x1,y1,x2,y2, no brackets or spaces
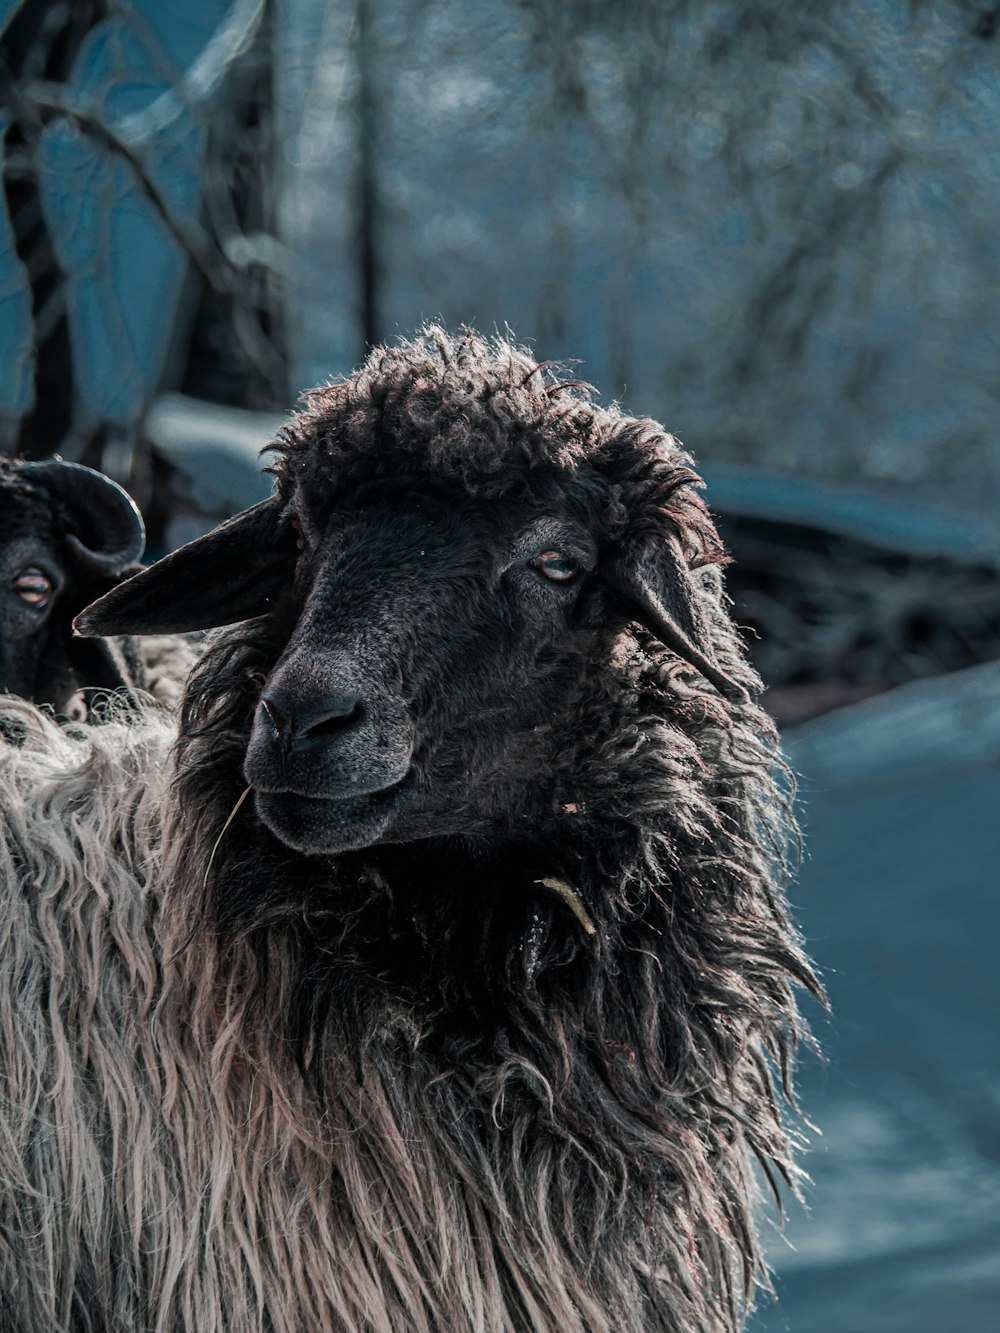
606,537,750,704
74,498,297,637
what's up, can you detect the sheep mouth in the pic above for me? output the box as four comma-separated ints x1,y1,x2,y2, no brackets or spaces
253,773,415,855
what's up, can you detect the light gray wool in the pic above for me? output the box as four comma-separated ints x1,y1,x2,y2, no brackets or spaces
0,693,806,1333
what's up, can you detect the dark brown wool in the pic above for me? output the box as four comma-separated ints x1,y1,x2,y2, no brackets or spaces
0,329,820,1332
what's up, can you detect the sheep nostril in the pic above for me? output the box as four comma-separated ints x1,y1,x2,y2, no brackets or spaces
260,694,287,739
259,690,364,751
298,696,364,741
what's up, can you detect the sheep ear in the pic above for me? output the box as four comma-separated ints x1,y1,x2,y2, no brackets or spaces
606,539,750,704
74,498,296,636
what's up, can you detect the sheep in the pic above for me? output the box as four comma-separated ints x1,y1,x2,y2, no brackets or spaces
0,457,195,715
1,327,819,1333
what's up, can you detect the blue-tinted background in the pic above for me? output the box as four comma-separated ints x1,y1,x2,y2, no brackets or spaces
1,2,997,1328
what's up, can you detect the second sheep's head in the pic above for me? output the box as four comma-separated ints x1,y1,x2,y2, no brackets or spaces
77,329,753,858
1,458,146,714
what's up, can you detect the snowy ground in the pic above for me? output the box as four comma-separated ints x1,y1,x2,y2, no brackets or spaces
750,664,1000,1332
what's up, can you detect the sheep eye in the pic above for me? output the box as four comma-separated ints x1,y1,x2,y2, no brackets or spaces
14,568,53,608
530,551,580,583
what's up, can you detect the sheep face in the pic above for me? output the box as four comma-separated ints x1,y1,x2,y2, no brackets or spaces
0,506,66,701
78,476,743,861
243,490,606,854
76,328,751,859
0,459,145,711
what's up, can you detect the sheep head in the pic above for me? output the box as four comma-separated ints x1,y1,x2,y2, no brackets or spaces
77,329,753,860
1,458,145,712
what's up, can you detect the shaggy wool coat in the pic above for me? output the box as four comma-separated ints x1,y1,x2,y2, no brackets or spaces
0,328,818,1333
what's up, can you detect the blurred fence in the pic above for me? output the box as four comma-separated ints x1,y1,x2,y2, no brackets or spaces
0,0,285,471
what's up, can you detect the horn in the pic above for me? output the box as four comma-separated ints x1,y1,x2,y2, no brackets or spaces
22,460,146,572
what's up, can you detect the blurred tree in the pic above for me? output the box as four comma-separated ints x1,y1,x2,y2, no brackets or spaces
287,0,1000,527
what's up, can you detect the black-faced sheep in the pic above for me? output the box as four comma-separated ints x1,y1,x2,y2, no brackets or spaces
1,328,819,1332
0,457,194,715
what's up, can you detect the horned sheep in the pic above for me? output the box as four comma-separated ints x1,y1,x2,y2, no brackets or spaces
0,457,194,715
0,328,819,1332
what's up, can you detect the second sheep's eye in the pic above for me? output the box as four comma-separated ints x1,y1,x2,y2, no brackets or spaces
529,551,581,583
14,568,53,608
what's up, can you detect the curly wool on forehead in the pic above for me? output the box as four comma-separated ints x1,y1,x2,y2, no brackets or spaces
272,326,690,508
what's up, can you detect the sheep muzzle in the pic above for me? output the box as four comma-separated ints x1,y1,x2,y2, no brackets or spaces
244,649,415,854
